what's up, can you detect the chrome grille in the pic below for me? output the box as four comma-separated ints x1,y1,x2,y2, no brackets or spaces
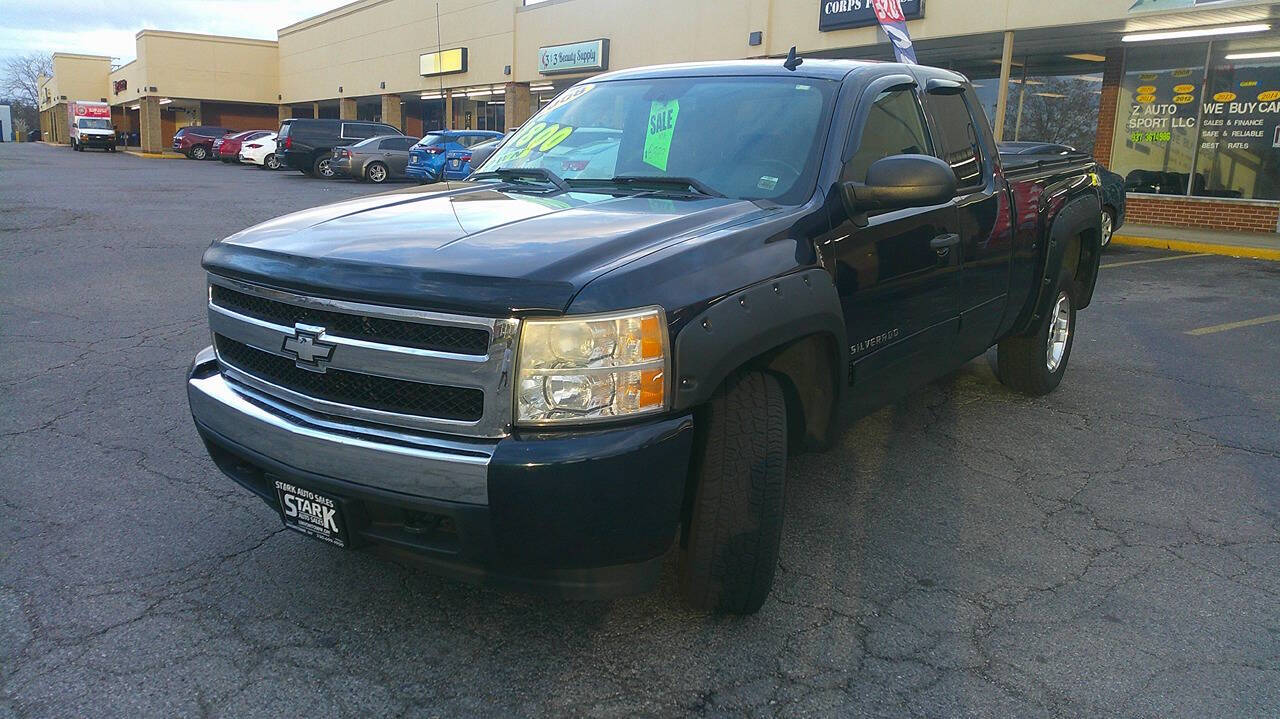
210,285,490,354
207,275,518,438
214,335,484,421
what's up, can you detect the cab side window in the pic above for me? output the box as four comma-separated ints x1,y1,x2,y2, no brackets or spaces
927,92,986,191
844,89,933,183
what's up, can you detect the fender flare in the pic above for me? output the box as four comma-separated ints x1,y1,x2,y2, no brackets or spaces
1015,192,1100,335
672,269,847,419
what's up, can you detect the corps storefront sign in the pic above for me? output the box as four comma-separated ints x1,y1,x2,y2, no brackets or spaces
820,0,923,32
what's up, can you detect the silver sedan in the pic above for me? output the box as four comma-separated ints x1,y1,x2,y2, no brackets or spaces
330,135,419,183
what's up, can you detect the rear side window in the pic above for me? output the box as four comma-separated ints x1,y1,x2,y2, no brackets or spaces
342,123,376,140
927,92,985,190
278,122,292,138
174,128,188,138
844,89,933,183
381,137,416,150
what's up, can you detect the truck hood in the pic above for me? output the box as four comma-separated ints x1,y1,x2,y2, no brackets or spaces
203,182,770,316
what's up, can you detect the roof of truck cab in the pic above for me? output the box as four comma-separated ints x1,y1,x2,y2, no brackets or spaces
592,58,968,85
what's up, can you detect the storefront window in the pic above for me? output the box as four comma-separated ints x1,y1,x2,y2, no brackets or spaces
1193,38,1280,201
972,72,1104,154
1110,43,1206,196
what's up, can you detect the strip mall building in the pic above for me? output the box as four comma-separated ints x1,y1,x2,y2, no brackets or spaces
37,0,1280,233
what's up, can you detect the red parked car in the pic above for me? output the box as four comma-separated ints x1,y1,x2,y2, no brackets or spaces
172,126,232,160
214,130,273,163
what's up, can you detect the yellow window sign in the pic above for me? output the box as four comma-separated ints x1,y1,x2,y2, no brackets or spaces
1173,69,1192,78
1213,91,1237,103
420,48,467,77
1173,84,1195,94
1258,90,1280,102
1173,94,1194,104
1136,94,1156,104
1241,80,1258,88
1137,85,1157,95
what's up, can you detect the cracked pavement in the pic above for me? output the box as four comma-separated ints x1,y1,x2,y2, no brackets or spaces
2,142,1278,717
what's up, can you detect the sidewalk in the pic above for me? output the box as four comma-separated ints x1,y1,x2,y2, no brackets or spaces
1113,223,1280,261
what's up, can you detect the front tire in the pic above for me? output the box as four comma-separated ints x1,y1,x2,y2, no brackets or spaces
997,266,1077,396
1100,208,1115,248
366,162,389,184
679,371,788,615
190,145,209,161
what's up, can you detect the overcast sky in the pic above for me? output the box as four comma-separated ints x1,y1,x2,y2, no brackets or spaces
1,0,354,62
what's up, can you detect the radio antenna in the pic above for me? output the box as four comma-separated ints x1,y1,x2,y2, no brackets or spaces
783,46,804,71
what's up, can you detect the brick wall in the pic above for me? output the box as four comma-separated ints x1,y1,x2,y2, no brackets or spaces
201,102,279,132
1125,195,1280,234
1093,48,1124,167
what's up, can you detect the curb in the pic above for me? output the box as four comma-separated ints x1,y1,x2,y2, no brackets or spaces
1111,233,1280,262
124,151,185,160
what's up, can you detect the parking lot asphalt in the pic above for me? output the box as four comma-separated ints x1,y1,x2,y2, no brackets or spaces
2,141,1278,718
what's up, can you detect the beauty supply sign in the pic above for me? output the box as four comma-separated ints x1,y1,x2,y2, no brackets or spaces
820,0,923,32
538,39,610,75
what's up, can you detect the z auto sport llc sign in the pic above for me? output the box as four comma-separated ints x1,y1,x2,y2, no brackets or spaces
538,39,610,75
821,0,923,31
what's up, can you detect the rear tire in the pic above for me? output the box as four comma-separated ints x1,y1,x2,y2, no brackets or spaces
997,266,1077,396
366,162,388,184
190,144,208,161
312,155,334,178
264,153,280,170
679,371,788,615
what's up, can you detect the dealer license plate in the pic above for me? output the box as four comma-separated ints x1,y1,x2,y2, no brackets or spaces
274,479,347,548
449,159,461,168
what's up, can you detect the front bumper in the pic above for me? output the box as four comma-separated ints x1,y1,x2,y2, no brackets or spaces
187,347,695,597
79,134,115,147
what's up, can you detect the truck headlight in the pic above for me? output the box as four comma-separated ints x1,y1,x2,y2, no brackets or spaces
515,307,668,425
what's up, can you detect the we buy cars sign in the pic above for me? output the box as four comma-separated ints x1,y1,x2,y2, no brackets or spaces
871,0,918,65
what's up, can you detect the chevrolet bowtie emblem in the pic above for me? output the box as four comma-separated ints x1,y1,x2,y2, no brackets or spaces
281,324,336,372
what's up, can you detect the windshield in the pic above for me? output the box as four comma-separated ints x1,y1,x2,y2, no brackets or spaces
475,76,836,203
78,118,111,130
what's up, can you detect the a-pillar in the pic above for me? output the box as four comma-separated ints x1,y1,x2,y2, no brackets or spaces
278,105,291,124
339,97,357,120
503,82,533,130
381,94,402,131
139,96,164,154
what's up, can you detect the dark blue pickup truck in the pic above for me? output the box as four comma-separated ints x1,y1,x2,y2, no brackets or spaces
188,57,1102,614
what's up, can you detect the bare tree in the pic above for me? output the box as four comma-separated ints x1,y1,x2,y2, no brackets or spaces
1004,77,1101,155
2,52,53,133
3,52,53,106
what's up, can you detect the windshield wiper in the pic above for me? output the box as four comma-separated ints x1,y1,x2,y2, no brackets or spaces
470,167,569,193
601,175,725,198
569,176,725,198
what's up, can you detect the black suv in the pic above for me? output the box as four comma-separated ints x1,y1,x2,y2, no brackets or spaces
277,119,405,178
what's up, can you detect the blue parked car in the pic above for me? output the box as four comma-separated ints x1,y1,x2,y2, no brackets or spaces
406,130,504,183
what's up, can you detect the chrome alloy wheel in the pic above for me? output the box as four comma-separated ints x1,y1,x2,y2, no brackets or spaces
368,163,387,183
1046,292,1071,373
317,158,334,177
1101,210,1113,247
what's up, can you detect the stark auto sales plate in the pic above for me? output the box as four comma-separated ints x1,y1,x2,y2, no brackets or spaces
274,479,347,548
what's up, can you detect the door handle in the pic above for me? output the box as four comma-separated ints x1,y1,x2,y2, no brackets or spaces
930,233,961,255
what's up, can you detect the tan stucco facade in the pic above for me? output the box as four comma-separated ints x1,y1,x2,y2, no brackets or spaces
37,53,112,143
109,30,280,107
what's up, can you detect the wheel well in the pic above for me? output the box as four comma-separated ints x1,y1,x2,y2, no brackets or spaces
750,333,841,452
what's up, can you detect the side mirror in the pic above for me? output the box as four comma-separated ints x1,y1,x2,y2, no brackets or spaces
840,154,957,217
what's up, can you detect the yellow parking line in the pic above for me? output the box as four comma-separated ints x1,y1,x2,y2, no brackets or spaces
1101,252,1213,269
1185,313,1280,336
